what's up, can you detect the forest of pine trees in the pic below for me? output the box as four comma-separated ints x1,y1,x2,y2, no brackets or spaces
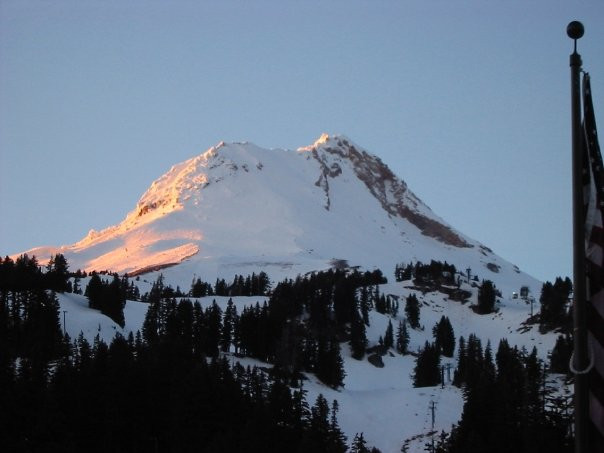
1,255,386,452
443,335,573,452
211,272,272,297
0,253,576,452
85,273,128,327
539,277,572,332
395,260,457,286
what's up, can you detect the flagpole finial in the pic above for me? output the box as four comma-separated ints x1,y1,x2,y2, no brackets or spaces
567,21,584,42
567,21,584,54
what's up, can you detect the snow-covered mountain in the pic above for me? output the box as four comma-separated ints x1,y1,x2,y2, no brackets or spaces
21,134,539,295
19,134,565,451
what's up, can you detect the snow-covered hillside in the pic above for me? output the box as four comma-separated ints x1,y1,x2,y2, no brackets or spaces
57,271,559,452
20,134,539,298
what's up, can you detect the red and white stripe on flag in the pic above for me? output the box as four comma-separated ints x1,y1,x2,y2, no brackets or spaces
582,72,604,450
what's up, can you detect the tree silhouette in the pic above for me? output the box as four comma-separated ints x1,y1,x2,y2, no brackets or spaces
405,293,420,329
477,280,496,314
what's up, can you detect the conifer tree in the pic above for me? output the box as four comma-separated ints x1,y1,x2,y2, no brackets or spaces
383,319,394,350
316,335,345,388
453,336,467,387
359,286,371,325
549,334,572,374
221,298,237,352
72,276,81,294
396,319,410,354
351,433,371,453
307,394,331,450
523,346,543,418
349,310,367,360
333,277,356,325
205,301,222,357
375,294,387,314
126,280,140,300
328,399,348,453
214,278,227,296
457,333,484,390
482,340,496,380
433,316,455,357
257,271,271,295
190,278,206,297
477,280,496,314
106,274,126,327
45,253,69,292
539,277,572,330
405,293,420,329
413,341,441,387
86,273,104,311
391,299,399,317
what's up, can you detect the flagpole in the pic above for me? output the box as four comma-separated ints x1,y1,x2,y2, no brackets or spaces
568,20,589,453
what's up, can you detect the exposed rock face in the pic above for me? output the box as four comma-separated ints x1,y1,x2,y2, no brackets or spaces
307,135,471,248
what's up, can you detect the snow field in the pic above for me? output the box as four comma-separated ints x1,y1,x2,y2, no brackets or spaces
57,274,559,452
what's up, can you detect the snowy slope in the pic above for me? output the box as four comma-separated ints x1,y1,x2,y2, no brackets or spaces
19,134,539,298
56,272,559,453
59,292,149,344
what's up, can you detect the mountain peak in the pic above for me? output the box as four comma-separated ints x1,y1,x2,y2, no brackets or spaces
18,135,529,287
313,132,331,147
299,133,352,152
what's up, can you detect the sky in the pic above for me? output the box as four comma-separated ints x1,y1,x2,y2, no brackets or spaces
1,0,603,282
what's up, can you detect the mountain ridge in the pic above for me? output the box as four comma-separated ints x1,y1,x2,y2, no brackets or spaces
17,134,537,294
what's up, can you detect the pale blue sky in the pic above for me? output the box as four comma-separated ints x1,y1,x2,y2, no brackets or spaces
1,0,603,282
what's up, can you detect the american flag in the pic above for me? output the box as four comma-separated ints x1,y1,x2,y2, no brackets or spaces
582,72,604,450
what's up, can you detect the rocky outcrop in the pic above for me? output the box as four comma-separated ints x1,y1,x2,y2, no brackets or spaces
312,136,472,248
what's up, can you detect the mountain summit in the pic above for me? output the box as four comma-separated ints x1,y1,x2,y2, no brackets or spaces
23,135,533,290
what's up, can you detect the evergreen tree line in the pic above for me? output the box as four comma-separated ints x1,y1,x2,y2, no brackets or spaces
355,291,418,361
1,330,363,452
412,316,455,387
0,288,64,370
141,274,349,388
143,268,386,388
85,273,131,327
0,255,67,365
212,272,272,297
351,285,401,360
139,272,272,301
1,270,382,452
0,253,96,296
411,326,573,452
395,260,457,285
538,277,572,332
0,254,70,293
439,335,573,453
83,269,273,331
371,287,399,317
2,255,386,389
